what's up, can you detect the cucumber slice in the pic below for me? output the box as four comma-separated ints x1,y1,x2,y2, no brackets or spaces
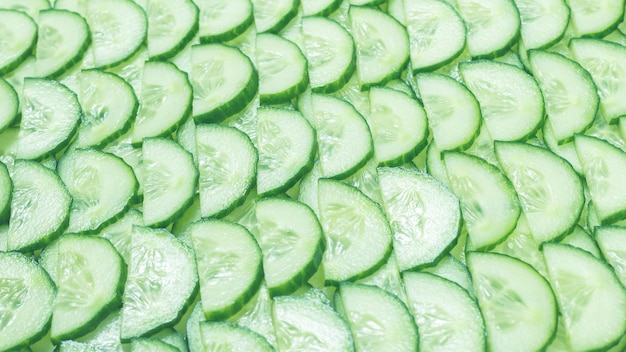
594,226,626,287
349,6,409,90
189,219,263,320
0,77,18,133
367,86,429,166
145,0,199,60
403,0,466,73
513,0,570,50
251,0,298,33
403,272,485,351
317,179,392,285
543,243,626,351
273,296,353,351
198,321,273,351
121,226,198,340
131,61,193,144
191,43,258,123
302,0,342,16
0,0,50,19
421,254,474,294
39,234,126,343
17,78,81,160
335,283,418,352
102,142,145,203
98,208,144,264
186,301,205,352
460,60,544,142
0,161,10,224
467,251,557,352
256,33,308,104
444,151,521,250
529,50,598,144
415,73,482,152
255,197,324,296
35,9,91,78
196,124,257,218
455,0,520,58
57,148,137,234
566,0,625,37
302,16,356,94
196,0,253,43
0,10,37,75
560,225,601,258
75,69,138,148
0,252,55,351
142,138,197,227
378,167,461,271
297,160,323,216
152,328,189,352
7,160,71,252
355,252,406,302
131,337,179,352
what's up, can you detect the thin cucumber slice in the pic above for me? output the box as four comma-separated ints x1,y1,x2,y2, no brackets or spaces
57,148,137,234
415,73,482,152
495,141,584,242
444,151,521,250
594,226,626,287
0,161,10,224
455,0,520,59
421,254,474,294
403,272,485,351
17,78,81,160
0,0,50,19
145,0,198,60
335,283,418,352
513,0,570,50
378,166,461,271
302,16,356,94
121,226,198,340
75,69,138,148
569,38,626,124
231,283,277,347
39,234,126,343
0,77,18,134
560,225,601,258
308,94,373,179
152,328,189,352
349,6,409,90
131,338,179,352
574,134,626,224
7,160,71,252
196,0,253,43
297,160,323,216
191,43,258,123
189,219,263,320
460,60,544,142
196,124,257,218
302,0,342,16
256,33,308,104
542,121,583,174
355,252,406,302
0,252,55,351
367,86,428,166
255,197,324,296
72,311,124,351
529,50,598,144
35,9,91,78
251,0,298,33
142,138,197,228
102,142,145,203
131,61,193,144
467,251,557,352
186,301,205,352
566,0,625,37
317,179,392,285
273,296,353,351
256,107,315,197
403,0,466,73
543,243,626,351
198,321,273,351
0,10,37,75
56,340,106,352
98,208,144,264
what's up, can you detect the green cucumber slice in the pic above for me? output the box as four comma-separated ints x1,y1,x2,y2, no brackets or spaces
98,208,144,264
0,161,11,224
131,337,179,352
0,10,37,75
566,0,625,37
0,0,50,19
0,77,18,133
196,0,254,43
145,0,199,60
513,0,570,50
594,226,626,287
199,321,274,351
251,0,298,33
302,0,342,16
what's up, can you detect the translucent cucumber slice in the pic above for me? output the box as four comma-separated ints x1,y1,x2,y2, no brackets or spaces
73,311,124,351
560,225,601,258
378,167,461,271
566,0,624,37
0,252,55,351
103,142,145,203
17,78,81,160
302,0,342,17
460,60,544,142
467,252,557,352
196,124,257,218
142,138,197,227
543,243,626,352
421,254,474,294
189,219,263,320
0,77,18,133
199,321,273,351
131,337,179,352
39,234,125,342
317,179,392,285
403,272,485,351
513,0,570,50
121,226,198,340
367,87,428,166
7,160,71,252
0,161,10,224
349,6,409,90
594,226,626,287
57,148,137,234
0,10,37,75
355,252,406,302
75,69,138,148
273,296,354,351
0,0,50,19
98,208,144,264
251,0,298,33
403,0,466,73
196,0,253,43
145,0,199,60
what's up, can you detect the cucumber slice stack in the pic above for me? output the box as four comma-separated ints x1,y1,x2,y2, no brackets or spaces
2,1,626,351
